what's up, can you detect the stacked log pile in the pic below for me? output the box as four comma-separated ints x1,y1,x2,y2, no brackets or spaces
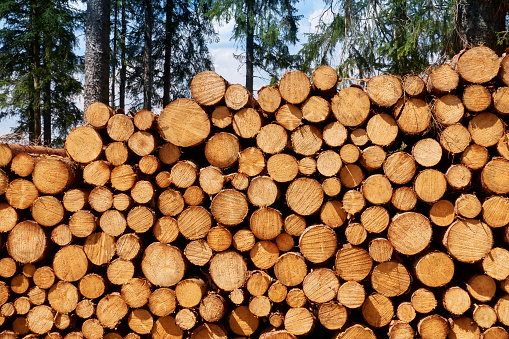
1,45,509,338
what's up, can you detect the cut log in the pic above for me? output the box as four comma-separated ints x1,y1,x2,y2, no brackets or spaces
466,274,497,302
383,152,415,185
316,150,342,177
250,240,279,269
84,232,116,266
110,164,136,191
361,174,393,205
461,144,489,170
440,123,471,154
206,225,232,252
246,271,272,296
455,193,481,218
403,75,425,96
127,205,155,233
393,97,431,135
256,124,287,154
200,293,227,322
116,233,142,260
345,222,367,245
335,245,372,281
457,46,500,83
0,143,13,166
302,268,339,303
396,302,416,323
133,109,155,130
52,245,88,282
320,199,347,229
339,324,377,339
7,220,47,264
298,156,316,176
158,142,181,165
494,86,509,114
148,288,176,317
0,203,17,233
482,247,509,280
291,125,322,156
96,293,128,329
446,164,471,190
79,273,105,300
51,224,73,246
112,193,131,211
232,108,262,138
209,251,247,291
247,176,279,207
233,229,256,252
473,304,497,329
362,293,394,328
342,190,365,215
445,219,493,263
414,169,447,203
275,104,302,131
225,84,251,110
267,153,298,183
190,323,227,339
128,131,156,156
366,75,402,107
274,252,307,287
10,153,34,177
392,186,417,211
75,299,95,318
443,286,471,315
250,207,282,240
468,112,504,147
312,65,338,93
83,160,110,186
322,177,341,197
388,212,432,256
429,199,455,226
107,258,134,285
190,71,227,106
48,281,79,314
5,178,39,209
411,288,437,314
317,301,347,330
301,95,330,123
249,295,271,317
33,266,55,290
284,307,314,336
159,98,210,147
427,64,459,94
495,295,509,326
26,305,54,334
141,242,185,287
339,144,360,164
211,189,248,226
85,102,114,128
368,238,393,262
331,87,370,127
351,129,368,146
184,239,213,266
177,206,212,240
434,94,464,126
483,327,509,339
105,142,129,166
463,84,491,112
279,70,311,105
371,261,411,297
286,177,323,216
170,160,198,188
389,321,415,339
199,166,224,195
175,278,207,308
482,158,509,194
65,126,103,164
107,114,134,142
366,113,398,146
322,121,348,147
412,138,442,167
359,145,386,171
88,186,113,213
257,86,281,113
268,281,288,303
339,163,364,188
229,305,259,336
299,225,337,263
205,132,240,168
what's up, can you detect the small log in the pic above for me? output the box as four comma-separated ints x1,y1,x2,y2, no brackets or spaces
206,225,232,252
5,178,39,209
0,203,17,233
302,268,339,303
411,288,437,314
158,98,210,147
96,293,128,329
322,121,348,147
339,144,360,164
85,102,114,128
110,164,136,191
233,229,255,252
301,95,330,123
455,193,481,218
322,177,341,197
312,65,338,94
238,147,265,177
65,126,103,163
84,232,116,266
268,281,287,303
205,132,240,168
190,71,227,106
445,219,493,263
366,113,398,146
7,220,47,264
133,109,155,130
366,75,403,107
248,176,279,207
362,293,394,328
483,327,509,339
388,212,432,256
175,278,207,308
88,186,113,213
466,274,497,302
371,261,411,297
257,86,281,113
171,160,198,188
482,158,509,194
249,295,271,317
256,124,288,154
414,169,447,203
291,125,323,156
83,160,110,187
393,97,431,135
457,45,500,83
26,305,54,334
339,163,364,188
446,164,471,190
209,251,247,291
199,293,227,322
463,84,491,112
184,239,213,266
79,273,106,300
273,252,307,287
246,271,272,296
199,166,224,195
10,153,34,177
461,144,489,170
99,210,126,237
249,240,279,270
320,200,347,229
33,266,55,290
51,224,73,246
225,84,251,110
105,142,129,166
210,189,248,226
345,222,367,245
275,104,302,131
13,296,30,315
342,189,365,215
396,302,416,323
316,150,341,177
427,63,459,94
298,156,316,175
158,142,181,165
286,177,323,216
128,131,156,156
443,286,471,315
495,295,509,326
368,238,393,262
383,152,416,185
403,75,425,96
127,205,155,233
211,106,233,128
494,87,509,114
75,299,95,318
482,247,509,280
229,288,245,305
232,108,261,138
141,242,185,287
339,324,377,339
429,199,455,227
359,145,386,171
107,114,134,141
149,288,176,317
468,112,504,147
331,87,370,127
48,281,79,314
267,153,298,183
392,186,417,211
229,305,259,336
153,216,178,243
284,307,314,336
52,245,88,282
279,70,311,105
388,321,415,339
284,214,306,236
250,207,282,240
335,245,372,282
361,174,393,205
190,323,227,339
473,304,497,329
318,301,348,330
116,233,142,260
107,259,134,285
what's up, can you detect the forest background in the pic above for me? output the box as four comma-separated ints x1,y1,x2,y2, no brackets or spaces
0,0,507,146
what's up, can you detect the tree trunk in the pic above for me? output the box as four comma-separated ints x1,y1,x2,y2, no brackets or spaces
119,0,126,109
111,0,118,108
43,36,51,146
163,0,173,107
143,0,153,110
245,0,254,93
454,0,507,55
85,0,110,111
31,2,41,144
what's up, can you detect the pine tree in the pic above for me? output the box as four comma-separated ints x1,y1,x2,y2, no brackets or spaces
0,0,82,145
206,0,301,92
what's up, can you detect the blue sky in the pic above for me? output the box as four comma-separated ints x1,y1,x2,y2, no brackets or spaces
0,1,327,138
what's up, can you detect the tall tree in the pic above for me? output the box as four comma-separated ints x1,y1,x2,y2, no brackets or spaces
206,0,301,92
143,0,153,110
0,0,82,144
300,0,508,78
119,0,127,109
85,0,110,110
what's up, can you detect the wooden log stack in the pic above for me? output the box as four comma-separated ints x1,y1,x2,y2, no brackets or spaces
1,46,509,338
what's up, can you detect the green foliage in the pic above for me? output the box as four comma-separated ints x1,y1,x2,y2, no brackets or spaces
206,0,302,84
119,0,216,111
299,0,456,79
0,0,82,144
